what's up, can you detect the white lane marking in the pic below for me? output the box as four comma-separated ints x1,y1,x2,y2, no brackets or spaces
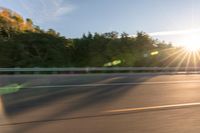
1,102,200,127
105,102,200,113
30,80,200,88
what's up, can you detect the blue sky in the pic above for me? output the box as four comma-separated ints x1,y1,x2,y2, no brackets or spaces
0,0,200,44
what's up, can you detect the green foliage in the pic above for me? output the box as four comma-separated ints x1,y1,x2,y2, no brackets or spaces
71,31,174,67
0,8,177,68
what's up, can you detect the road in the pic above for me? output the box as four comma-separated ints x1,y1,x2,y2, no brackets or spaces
1,73,200,133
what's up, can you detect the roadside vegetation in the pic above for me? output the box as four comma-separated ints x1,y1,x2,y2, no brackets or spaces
1,8,189,68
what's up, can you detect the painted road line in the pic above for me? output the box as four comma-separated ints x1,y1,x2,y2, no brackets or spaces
29,80,200,88
105,102,200,113
1,102,200,127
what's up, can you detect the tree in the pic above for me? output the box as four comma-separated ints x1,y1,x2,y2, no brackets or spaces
0,8,177,68
47,29,60,36
25,18,33,31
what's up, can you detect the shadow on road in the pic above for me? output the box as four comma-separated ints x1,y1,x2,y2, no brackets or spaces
0,74,157,133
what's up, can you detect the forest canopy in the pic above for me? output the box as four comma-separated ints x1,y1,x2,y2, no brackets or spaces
1,8,191,68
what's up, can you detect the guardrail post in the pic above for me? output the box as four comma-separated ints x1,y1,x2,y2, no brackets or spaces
14,68,20,75
52,70,58,74
33,68,40,74
86,68,90,73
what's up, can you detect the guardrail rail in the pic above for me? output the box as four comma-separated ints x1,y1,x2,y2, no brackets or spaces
0,67,200,74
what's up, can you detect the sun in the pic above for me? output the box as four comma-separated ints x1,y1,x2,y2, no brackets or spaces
179,34,200,52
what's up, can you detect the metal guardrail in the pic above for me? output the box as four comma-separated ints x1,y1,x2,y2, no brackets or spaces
0,67,200,73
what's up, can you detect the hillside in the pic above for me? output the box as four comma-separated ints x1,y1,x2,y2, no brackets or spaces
0,7,34,35
0,8,182,68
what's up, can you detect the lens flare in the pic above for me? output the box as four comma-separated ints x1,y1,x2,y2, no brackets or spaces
179,34,200,52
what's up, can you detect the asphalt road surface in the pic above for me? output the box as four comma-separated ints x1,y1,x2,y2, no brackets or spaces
1,73,200,133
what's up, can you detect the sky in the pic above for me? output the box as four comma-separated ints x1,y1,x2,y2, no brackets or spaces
1,0,200,45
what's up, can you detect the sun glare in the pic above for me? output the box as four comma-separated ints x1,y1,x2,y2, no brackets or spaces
180,34,200,52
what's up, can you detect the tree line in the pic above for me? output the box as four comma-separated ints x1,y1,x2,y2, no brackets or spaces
1,8,189,68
